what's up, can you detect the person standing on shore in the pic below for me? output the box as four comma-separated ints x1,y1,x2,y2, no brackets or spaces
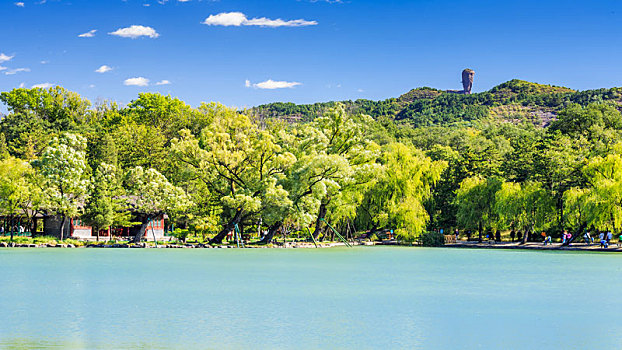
510,230,515,242
583,231,591,245
599,232,607,248
606,230,612,244
543,232,551,246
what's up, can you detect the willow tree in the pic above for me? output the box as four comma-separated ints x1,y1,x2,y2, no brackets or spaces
357,143,446,241
0,157,39,240
455,176,503,242
35,133,89,240
563,187,590,235
579,146,622,234
171,108,296,244
495,181,555,244
285,104,376,239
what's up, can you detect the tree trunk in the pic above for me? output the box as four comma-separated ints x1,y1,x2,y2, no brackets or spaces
312,202,328,240
132,215,152,243
521,228,529,245
59,215,67,241
563,223,586,246
31,218,37,239
256,221,282,245
10,215,14,241
478,221,483,243
95,226,100,242
209,209,243,245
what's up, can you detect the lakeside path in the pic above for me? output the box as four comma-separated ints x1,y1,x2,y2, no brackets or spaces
446,241,622,252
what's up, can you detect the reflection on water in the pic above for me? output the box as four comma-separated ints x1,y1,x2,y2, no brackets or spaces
0,247,621,349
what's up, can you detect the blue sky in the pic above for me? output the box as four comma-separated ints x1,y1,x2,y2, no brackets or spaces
1,0,622,112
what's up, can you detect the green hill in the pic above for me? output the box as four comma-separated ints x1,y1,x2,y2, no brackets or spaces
252,80,622,127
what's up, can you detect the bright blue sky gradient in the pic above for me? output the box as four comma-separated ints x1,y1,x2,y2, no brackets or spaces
1,0,622,111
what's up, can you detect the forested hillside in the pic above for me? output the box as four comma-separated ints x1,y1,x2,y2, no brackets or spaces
253,80,622,127
2,82,622,244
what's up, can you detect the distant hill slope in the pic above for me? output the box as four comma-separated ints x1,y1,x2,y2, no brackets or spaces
251,80,622,127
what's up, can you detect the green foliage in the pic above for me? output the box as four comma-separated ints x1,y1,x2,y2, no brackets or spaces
4,83,622,244
420,231,445,247
455,176,503,233
495,181,556,234
83,163,130,234
35,133,89,236
0,157,39,221
358,143,446,236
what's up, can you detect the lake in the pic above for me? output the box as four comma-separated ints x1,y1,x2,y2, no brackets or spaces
0,247,621,349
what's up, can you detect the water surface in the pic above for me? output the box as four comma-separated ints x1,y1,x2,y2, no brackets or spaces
1,247,621,349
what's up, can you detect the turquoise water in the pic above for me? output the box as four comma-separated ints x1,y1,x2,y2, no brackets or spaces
0,247,621,349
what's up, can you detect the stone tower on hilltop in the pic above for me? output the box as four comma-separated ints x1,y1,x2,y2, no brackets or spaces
462,69,475,94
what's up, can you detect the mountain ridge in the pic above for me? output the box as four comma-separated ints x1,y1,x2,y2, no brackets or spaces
252,79,621,127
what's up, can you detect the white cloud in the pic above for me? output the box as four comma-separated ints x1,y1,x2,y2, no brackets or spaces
19,82,25,88
0,53,14,63
4,68,30,75
109,25,160,39
40,60,49,64
203,12,317,27
78,29,97,38
357,88,364,92
89,84,96,88
246,79,301,89
0,66,6,71
32,83,53,88
124,77,150,86
95,65,113,73
178,0,191,2
155,80,171,85
15,2,25,7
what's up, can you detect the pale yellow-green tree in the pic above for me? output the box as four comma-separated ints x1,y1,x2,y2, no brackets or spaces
0,157,40,240
171,108,296,244
455,176,503,242
579,144,622,233
357,143,446,241
495,181,555,243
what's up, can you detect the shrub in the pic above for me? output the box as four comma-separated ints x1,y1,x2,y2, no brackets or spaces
420,231,445,247
173,228,190,242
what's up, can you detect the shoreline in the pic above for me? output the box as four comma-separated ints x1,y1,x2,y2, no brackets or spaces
0,241,375,249
445,241,622,252
2,240,622,252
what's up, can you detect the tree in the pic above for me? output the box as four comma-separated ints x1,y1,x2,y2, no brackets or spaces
0,133,9,159
357,143,446,241
35,133,89,240
125,166,190,243
495,181,555,244
579,146,622,234
563,187,590,235
83,163,129,241
455,176,503,242
171,108,295,244
286,104,376,240
0,157,38,240
0,86,91,131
